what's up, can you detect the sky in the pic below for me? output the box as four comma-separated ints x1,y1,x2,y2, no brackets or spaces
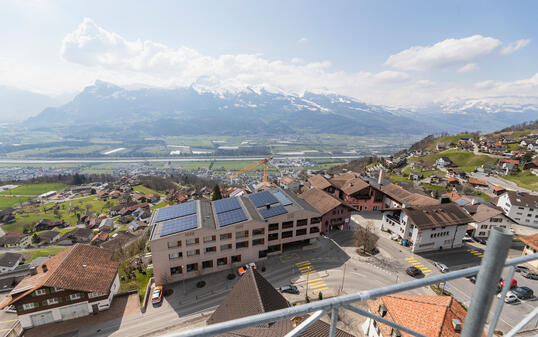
1,0,537,107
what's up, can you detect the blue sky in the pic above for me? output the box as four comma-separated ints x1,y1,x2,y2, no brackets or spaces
1,0,537,106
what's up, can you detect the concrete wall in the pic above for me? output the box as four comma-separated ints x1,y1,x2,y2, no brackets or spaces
471,215,513,238
411,224,466,253
320,204,352,232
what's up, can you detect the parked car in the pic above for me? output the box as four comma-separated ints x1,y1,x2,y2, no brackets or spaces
238,262,257,276
512,286,534,300
521,270,538,280
406,266,422,277
466,274,477,283
151,285,163,306
499,278,518,290
463,234,473,242
498,291,520,304
434,262,449,273
278,285,299,294
515,265,530,273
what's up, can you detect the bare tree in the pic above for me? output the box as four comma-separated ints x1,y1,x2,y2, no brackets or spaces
353,221,379,254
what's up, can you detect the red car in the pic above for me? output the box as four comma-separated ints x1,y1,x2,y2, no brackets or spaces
499,278,517,290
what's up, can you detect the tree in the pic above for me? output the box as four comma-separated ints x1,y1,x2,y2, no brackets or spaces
318,291,323,300
354,222,379,254
85,203,93,213
31,233,40,244
212,184,222,201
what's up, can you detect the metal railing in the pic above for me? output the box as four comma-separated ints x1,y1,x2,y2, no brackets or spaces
163,227,538,337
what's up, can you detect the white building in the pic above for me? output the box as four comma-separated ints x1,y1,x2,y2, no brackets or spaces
0,244,119,329
463,203,515,239
435,157,452,167
381,203,472,253
497,191,538,228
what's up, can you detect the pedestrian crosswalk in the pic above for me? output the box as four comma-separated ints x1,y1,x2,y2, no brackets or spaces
405,257,432,274
296,260,328,293
468,249,484,258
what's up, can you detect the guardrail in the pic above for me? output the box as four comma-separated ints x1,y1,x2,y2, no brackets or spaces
161,227,538,337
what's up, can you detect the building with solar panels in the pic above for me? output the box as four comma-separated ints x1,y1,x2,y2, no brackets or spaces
149,187,321,284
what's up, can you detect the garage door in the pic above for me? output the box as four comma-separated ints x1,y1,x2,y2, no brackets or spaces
60,303,89,320
30,311,54,327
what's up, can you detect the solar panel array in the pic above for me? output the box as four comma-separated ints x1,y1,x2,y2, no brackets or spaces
258,205,288,219
249,191,278,208
217,208,248,227
272,191,292,206
160,214,198,237
155,201,197,222
213,197,241,214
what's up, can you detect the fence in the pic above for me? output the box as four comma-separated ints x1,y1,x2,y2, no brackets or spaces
161,227,538,337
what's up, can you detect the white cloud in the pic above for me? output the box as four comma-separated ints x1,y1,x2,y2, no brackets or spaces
385,35,529,71
500,39,531,55
458,63,479,73
297,37,309,44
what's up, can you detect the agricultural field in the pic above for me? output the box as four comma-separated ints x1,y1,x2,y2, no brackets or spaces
0,183,67,196
133,185,162,196
0,196,31,210
425,133,474,151
19,247,68,262
504,172,538,192
409,150,497,172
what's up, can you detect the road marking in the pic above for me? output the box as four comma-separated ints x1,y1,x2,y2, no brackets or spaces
311,287,328,292
405,257,415,261
296,261,311,266
309,283,328,289
307,278,322,283
412,263,424,267
298,266,311,270
302,270,317,275
308,281,325,286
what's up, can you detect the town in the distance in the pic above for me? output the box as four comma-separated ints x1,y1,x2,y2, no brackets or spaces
0,121,536,337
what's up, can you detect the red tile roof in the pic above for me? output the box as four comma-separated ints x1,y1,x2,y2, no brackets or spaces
521,233,538,250
468,178,487,186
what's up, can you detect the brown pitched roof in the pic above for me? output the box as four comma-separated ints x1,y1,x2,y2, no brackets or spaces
209,269,354,337
521,233,538,250
505,191,538,208
464,203,504,223
308,174,332,190
299,188,351,215
0,253,22,268
381,183,438,207
402,203,473,230
1,244,119,309
367,294,477,337
100,231,138,251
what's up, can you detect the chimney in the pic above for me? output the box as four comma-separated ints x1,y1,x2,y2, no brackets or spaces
42,264,48,273
30,268,37,275
452,319,462,332
378,170,385,185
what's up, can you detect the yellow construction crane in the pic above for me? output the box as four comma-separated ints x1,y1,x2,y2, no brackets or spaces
231,157,273,186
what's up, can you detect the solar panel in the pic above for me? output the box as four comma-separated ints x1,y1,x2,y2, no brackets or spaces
155,201,197,222
258,205,288,219
217,208,248,227
272,191,292,206
213,197,241,214
249,191,278,208
160,214,198,237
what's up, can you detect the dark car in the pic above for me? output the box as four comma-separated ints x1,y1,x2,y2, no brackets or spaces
515,265,530,273
406,266,422,277
278,285,299,294
521,270,538,280
512,286,534,300
466,274,477,283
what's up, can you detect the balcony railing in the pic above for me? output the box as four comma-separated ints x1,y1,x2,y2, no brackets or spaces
163,227,538,337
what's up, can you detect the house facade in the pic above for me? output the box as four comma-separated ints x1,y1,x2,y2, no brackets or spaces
520,234,538,270
464,203,515,239
435,157,452,167
0,244,119,329
497,191,538,228
299,187,355,232
149,187,321,284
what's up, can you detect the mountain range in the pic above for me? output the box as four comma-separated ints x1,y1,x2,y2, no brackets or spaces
15,81,538,136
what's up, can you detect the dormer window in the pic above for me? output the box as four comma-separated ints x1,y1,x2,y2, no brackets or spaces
378,303,387,317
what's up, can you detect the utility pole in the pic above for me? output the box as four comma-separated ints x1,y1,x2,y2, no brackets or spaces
306,266,310,297
340,264,347,294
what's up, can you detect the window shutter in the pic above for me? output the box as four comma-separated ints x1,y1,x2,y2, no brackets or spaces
17,305,23,311
42,300,47,306
45,288,50,294
58,297,63,303
34,302,39,308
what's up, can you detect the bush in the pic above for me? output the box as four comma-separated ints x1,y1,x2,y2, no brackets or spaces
318,292,323,300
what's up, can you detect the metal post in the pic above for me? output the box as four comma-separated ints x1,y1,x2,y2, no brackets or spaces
486,265,515,337
461,227,513,337
329,307,338,337
504,307,538,337
283,310,326,337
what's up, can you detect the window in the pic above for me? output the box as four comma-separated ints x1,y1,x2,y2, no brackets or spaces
217,257,228,266
205,246,216,253
34,289,47,296
310,217,321,224
236,241,249,249
231,255,241,263
202,260,213,269
220,243,232,251
203,235,216,243
268,233,279,241
269,223,279,231
67,293,82,301
478,232,486,236
53,287,63,292
282,231,293,238
236,230,248,239
268,244,280,253
259,250,268,258
169,252,182,260
297,219,308,227
88,292,106,299
282,221,294,229
296,228,307,236
187,249,200,256
186,238,199,246
252,228,265,236
186,263,198,272
310,227,320,234
253,238,264,246
480,225,488,229
167,240,181,249
220,233,232,240
22,302,37,310
170,266,182,275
